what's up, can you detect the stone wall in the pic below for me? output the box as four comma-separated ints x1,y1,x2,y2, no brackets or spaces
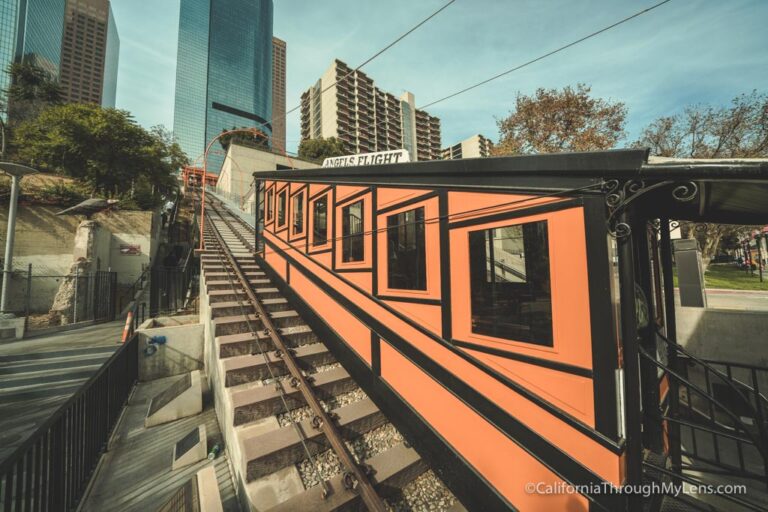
0,203,161,314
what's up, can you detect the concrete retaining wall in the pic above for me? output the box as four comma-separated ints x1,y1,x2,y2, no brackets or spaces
677,306,768,367
0,204,161,314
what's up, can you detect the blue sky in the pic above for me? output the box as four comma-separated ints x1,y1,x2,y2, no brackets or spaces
111,0,768,155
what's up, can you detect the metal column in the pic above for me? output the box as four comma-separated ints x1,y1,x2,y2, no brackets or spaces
617,212,643,512
0,174,20,313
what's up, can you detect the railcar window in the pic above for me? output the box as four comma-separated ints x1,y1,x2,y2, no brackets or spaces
468,220,553,346
293,192,304,234
277,190,286,226
266,189,273,220
387,207,426,290
313,196,328,246
342,200,364,262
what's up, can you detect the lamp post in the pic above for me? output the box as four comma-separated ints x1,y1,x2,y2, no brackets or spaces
0,163,38,315
757,232,765,283
198,128,269,250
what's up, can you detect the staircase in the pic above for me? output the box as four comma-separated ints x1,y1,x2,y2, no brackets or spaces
0,344,118,461
640,331,768,511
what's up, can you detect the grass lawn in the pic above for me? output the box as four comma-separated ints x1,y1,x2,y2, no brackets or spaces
703,264,768,291
673,264,768,291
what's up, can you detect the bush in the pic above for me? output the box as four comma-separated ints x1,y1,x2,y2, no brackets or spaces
29,182,88,206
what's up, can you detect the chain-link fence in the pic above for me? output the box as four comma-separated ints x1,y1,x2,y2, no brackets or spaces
0,266,117,332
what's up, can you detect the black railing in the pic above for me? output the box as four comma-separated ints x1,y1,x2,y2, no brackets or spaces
117,268,148,316
149,249,199,318
641,331,768,498
0,334,139,511
695,356,768,435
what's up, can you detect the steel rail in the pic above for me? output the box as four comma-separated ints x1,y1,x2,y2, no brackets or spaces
205,200,388,511
203,220,332,499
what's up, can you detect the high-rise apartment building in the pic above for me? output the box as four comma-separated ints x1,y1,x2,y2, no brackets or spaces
173,0,274,173
300,59,441,161
271,36,285,153
60,0,120,107
442,134,494,160
0,0,119,120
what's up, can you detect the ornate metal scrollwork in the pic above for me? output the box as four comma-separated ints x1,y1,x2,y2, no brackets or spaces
671,182,698,203
604,179,699,239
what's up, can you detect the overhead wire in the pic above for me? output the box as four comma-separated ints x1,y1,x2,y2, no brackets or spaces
210,180,606,261
419,0,674,110
251,0,457,136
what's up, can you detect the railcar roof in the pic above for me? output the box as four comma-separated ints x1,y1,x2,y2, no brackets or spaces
253,148,768,224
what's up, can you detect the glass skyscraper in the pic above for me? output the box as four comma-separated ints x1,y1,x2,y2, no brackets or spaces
173,0,274,173
0,0,18,121
100,3,120,107
0,0,66,121
0,0,119,121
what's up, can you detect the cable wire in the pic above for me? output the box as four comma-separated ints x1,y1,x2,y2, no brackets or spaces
419,0,673,110
205,209,332,497
210,180,605,261
253,0,456,135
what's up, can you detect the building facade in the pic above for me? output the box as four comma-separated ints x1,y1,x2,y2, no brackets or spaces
59,0,120,107
1,0,66,121
300,59,441,161
173,0,274,173
271,36,285,153
442,134,494,160
0,0,119,120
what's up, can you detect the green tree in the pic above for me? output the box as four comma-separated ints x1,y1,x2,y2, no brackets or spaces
635,91,768,266
3,61,63,124
298,137,346,162
12,103,187,207
493,84,627,155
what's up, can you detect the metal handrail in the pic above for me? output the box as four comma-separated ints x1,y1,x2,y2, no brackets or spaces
640,346,768,489
0,334,139,510
678,354,768,423
642,461,765,512
655,330,762,422
641,347,765,454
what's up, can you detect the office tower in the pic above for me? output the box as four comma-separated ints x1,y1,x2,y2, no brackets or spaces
173,0,274,172
0,0,119,121
1,0,66,120
271,36,285,153
442,134,494,159
60,0,120,107
300,59,441,161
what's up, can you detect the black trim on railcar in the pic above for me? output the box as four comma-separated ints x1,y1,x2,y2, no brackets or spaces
377,295,441,306
376,191,440,216
334,186,371,207
439,190,453,341
262,234,623,455
451,339,593,378
448,198,582,229
256,244,625,512
582,196,621,441
372,187,379,296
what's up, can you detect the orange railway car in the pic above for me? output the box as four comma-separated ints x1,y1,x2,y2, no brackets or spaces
246,149,768,512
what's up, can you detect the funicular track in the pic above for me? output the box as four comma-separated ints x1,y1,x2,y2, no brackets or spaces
199,196,461,511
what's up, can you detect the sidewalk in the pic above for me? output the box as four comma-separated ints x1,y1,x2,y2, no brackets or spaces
79,377,239,512
0,320,124,462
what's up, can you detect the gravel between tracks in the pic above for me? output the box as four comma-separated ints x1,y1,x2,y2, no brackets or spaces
387,470,458,511
297,423,404,488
